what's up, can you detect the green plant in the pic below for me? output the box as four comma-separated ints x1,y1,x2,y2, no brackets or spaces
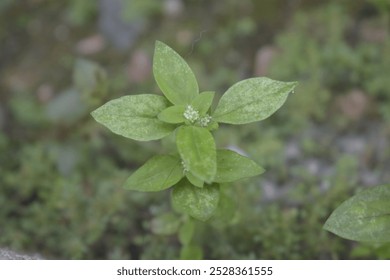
269,3,390,123
91,41,297,257
324,184,390,243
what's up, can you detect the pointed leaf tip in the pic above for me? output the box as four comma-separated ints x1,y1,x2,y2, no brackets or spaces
91,94,175,141
124,154,184,192
153,41,199,105
213,77,298,124
214,149,265,183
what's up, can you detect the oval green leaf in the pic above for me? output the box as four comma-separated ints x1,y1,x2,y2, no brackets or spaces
153,41,199,105
324,185,390,242
123,154,184,192
150,213,180,235
172,180,220,221
91,94,175,141
186,172,204,188
158,105,186,124
176,126,216,183
213,77,298,124
191,91,215,114
214,149,265,183
180,245,203,260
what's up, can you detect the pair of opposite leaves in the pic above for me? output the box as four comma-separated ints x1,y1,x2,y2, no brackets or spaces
91,41,297,190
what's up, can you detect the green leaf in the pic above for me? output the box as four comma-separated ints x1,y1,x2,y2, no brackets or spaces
172,180,220,221
191,91,215,114
176,126,216,183
123,154,184,192
178,219,195,245
324,185,390,242
214,149,265,183
150,213,180,235
206,119,219,131
210,190,237,226
157,105,186,124
91,94,175,141
153,41,199,105
186,172,204,188
213,77,298,124
73,59,108,108
73,58,106,95
180,245,203,260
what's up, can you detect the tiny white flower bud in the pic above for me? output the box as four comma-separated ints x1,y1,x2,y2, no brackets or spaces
183,105,199,123
198,114,212,127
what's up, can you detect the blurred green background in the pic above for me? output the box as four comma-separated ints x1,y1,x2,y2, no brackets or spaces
1,0,390,259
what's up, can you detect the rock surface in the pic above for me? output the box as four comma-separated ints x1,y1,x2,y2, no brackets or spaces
98,0,145,50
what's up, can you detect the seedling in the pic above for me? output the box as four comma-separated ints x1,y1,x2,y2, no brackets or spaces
91,41,298,222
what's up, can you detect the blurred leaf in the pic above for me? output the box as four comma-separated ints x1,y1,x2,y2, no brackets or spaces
150,213,180,235
214,149,265,183
210,190,237,226
66,0,97,26
122,0,162,22
178,219,195,245
324,185,390,242
176,126,216,183
73,58,107,107
153,41,199,105
213,77,298,124
158,105,186,124
124,154,183,192
171,180,220,221
180,244,203,260
91,94,175,141
73,58,106,94
10,93,46,125
368,0,390,14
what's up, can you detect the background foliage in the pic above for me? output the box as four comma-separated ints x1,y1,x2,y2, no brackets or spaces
1,0,389,259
